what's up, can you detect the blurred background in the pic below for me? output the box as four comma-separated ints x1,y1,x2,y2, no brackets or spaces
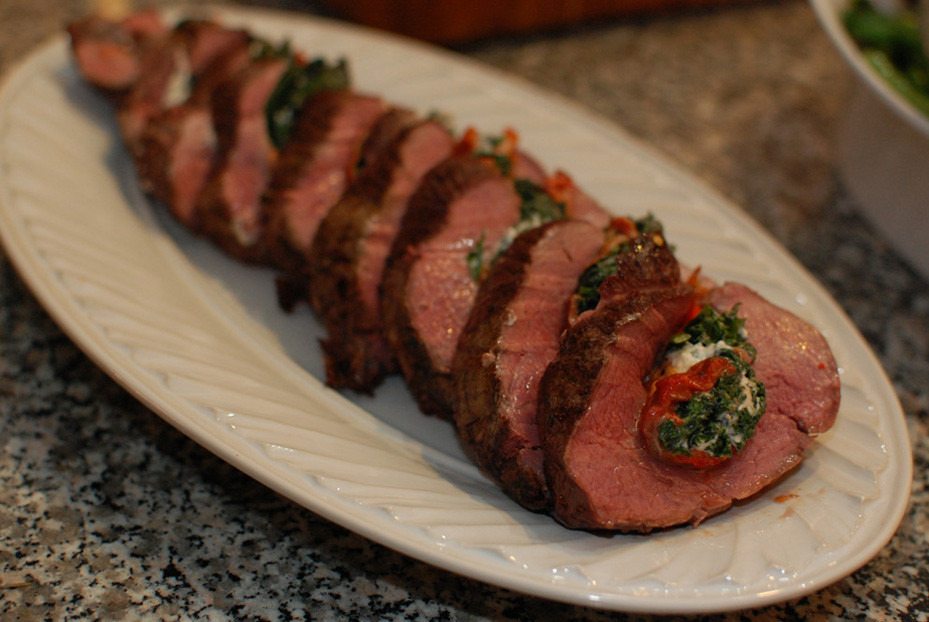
313,0,756,44
2,0,927,620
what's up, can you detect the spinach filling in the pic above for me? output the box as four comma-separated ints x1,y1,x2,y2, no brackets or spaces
465,178,567,282
472,133,515,177
573,214,663,314
466,233,486,282
255,39,351,149
496,179,567,252
670,304,755,358
656,306,766,460
656,351,764,459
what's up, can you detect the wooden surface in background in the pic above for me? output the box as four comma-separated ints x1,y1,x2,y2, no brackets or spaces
316,0,751,43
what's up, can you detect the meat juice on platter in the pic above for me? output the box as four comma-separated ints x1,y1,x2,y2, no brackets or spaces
67,10,841,533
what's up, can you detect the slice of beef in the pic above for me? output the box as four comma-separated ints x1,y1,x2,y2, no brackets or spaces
538,237,697,531
380,155,525,418
175,20,251,78
68,11,178,164
136,105,217,226
308,115,455,392
115,32,185,160
511,151,547,183
194,57,289,261
136,28,252,227
539,248,841,532
354,107,419,170
118,10,167,39
553,172,612,230
260,91,387,272
452,219,605,510
67,11,168,99
114,18,252,152
173,21,254,109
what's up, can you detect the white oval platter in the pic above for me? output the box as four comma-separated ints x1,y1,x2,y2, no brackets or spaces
0,5,912,614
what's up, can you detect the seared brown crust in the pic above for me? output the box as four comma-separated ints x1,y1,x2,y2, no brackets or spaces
115,32,183,161
195,57,288,262
355,108,419,172
381,156,503,418
136,104,217,226
260,91,386,273
309,188,388,316
305,109,419,316
453,221,605,510
541,288,690,446
453,224,552,508
538,237,688,452
308,115,453,391
135,33,252,227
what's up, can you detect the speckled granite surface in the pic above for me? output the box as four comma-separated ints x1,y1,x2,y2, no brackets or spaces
1,0,927,619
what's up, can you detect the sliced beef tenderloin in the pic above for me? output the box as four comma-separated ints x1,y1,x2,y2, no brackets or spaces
193,56,289,261
135,27,252,227
381,155,526,418
260,90,387,272
539,246,841,532
105,17,251,157
175,20,251,79
308,114,456,392
547,171,612,230
136,105,217,226
538,236,698,531
353,107,419,170
511,151,547,183
452,219,605,511
115,31,186,161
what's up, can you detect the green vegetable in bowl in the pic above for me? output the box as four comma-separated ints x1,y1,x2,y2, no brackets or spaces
843,0,929,115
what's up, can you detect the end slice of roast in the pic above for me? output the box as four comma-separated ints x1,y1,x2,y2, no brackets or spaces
539,244,841,532
308,114,456,392
453,219,605,510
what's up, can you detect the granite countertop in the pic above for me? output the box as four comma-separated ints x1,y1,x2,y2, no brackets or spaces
2,0,927,619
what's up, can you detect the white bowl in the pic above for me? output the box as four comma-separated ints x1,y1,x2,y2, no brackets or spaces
811,0,929,280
